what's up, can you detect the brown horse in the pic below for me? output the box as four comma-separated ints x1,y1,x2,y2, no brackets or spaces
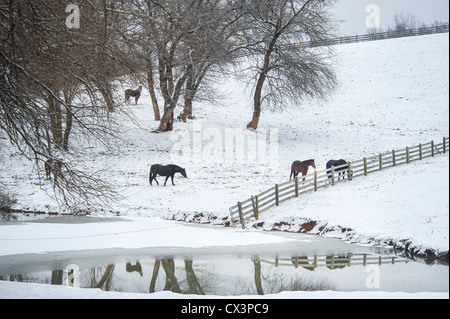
125,86,142,105
290,159,316,181
45,158,63,181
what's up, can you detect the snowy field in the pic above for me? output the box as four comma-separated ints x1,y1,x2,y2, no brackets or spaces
0,33,449,298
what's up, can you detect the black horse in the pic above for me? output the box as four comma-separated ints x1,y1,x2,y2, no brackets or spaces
149,164,187,186
326,159,351,181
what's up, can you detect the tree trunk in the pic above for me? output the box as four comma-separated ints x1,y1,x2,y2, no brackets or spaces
253,259,264,295
62,90,74,151
96,264,115,289
247,71,266,130
157,71,189,132
158,104,175,131
161,258,181,293
149,259,161,293
247,22,282,130
46,94,63,149
99,85,114,113
62,105,72,151
147,57,161,121
51,270,63,285
184,260,204,295
181,89,194,122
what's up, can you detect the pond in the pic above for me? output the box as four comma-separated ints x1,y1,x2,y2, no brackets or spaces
0,225,448,296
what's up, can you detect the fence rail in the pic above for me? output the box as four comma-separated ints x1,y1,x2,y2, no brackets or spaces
259,253,408,270
230,137,449,229
300,24,449,48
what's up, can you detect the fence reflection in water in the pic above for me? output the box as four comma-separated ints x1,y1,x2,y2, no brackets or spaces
2,252,411,296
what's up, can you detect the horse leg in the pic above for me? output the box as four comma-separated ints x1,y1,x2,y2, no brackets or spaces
171,174,175,186
152,173,160,186
164,176,170,186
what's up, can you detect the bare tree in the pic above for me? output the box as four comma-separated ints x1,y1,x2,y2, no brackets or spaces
178,1,243,122
393,12,421,32
237,0,337,130
114,0,242,131
0,0,125,211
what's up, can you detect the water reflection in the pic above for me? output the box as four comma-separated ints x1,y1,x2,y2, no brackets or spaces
4,251,445,296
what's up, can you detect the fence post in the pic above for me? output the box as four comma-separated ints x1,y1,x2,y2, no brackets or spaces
295,177,299,197
444,137,447,154
251,195,259,221
379,153,383,170
331,166,335,186
419,144,423,160
314,171,318,191
364,157,368,176
237,202,245,230
406,147,410,163
431,140,435,157
392,150,396,166
348,162,353,181
229,208,235,228
275,184,279,206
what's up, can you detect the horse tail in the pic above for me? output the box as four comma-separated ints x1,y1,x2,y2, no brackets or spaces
290,163,295,180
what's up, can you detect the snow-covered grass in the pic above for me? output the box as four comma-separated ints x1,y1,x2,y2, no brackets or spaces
0,34,448,298
1,280,447,299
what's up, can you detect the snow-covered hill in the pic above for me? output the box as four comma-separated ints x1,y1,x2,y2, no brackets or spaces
1,33,449,257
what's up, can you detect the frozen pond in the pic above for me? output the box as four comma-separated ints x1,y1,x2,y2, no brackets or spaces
0,216,447,296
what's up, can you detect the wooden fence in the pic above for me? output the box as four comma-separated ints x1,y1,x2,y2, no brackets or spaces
230,137,449,229
259,253,407,270
300,24,449,48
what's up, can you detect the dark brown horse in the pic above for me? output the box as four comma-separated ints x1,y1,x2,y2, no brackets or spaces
290,159,316,181
326,159,351,181
149,164,187,186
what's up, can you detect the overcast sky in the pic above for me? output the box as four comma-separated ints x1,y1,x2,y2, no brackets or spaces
333,0,450,35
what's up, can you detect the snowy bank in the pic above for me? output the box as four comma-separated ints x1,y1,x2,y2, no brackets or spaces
1,280,448,299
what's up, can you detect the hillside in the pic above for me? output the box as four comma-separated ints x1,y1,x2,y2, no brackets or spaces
1,33,449,257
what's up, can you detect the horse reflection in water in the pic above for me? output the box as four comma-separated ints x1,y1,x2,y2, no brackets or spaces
126,262,143,277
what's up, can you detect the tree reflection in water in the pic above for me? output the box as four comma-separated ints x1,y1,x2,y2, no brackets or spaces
2,253,410,296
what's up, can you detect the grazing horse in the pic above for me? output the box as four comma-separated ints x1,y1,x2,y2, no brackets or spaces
290,159,316,181
125,86,142,105
149,164,187,186
45,158,63,181
326,159,351,181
